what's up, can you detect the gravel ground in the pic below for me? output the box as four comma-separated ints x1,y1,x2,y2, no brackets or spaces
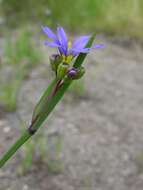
0,36,143,190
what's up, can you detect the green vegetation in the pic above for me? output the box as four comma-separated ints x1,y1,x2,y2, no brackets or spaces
4,28,40,68
135,152,143,173
1,0,143,38
0,29,41,111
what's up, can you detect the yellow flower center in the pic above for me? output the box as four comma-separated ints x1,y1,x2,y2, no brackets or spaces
62,54,73,64
61,40,73,64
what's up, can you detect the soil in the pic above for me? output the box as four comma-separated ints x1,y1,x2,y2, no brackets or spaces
0,35,143,190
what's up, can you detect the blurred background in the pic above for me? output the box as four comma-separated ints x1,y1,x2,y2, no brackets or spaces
0,0,143,37
0,1,143,190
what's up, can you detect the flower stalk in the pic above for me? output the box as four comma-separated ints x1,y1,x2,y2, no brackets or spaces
0,34,95,168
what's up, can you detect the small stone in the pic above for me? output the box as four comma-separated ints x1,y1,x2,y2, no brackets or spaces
0,120,6,127
3,126,11,133
23,184,29,190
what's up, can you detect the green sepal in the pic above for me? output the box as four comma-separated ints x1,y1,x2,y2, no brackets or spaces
68,67,85,80
50,54,62,71
57,63,69,80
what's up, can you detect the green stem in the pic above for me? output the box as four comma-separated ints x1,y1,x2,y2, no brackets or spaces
0,80,72,168
32,78,58,121
0,131,30,167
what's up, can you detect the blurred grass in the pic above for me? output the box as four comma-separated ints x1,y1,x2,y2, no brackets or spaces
0,28,41,111
0,0,143,38
19,129,63,174
68,80,86,98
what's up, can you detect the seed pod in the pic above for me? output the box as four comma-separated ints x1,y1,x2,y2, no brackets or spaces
49,54,62,71
57,63,69,79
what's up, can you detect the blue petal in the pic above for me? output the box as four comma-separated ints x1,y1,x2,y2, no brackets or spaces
42,26,58,42
72,35,90,49
69,48,90,56
58,46,67,55
92,44,105,49
71,47,91,54
70,43,105,56
57,26,68,53
44,41,60,48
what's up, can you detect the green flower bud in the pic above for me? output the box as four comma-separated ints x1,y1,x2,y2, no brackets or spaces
76,67,85,79
57,63,69,79
49,54,62,71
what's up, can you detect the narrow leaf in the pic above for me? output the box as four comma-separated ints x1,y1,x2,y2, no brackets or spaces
73,34,95,68
32,78,57,121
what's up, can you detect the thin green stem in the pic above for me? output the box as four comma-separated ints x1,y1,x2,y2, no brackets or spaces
0,131,30,167
0,80,71,168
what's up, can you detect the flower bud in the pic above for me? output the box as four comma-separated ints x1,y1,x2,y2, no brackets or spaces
67,67,85,80
57,63,69,79
67,68,78,78
49,54,62,71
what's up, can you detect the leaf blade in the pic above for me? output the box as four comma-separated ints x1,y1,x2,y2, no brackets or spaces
32,78,57,121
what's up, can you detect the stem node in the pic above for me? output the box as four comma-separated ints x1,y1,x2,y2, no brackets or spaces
28,124,37,135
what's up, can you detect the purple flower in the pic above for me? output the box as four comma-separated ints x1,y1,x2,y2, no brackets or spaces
42,26,104,61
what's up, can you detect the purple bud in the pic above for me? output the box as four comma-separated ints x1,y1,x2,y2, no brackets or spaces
67,66,85,80
67,68,78,78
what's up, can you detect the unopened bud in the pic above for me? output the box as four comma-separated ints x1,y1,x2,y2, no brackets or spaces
57,63,69,79
49,54,62,71
67,68,78,78
67,67,85,80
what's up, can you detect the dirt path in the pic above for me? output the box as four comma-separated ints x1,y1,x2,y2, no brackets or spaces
0,36,143,190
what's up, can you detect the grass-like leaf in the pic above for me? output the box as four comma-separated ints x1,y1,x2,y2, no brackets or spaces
32,78,58,122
